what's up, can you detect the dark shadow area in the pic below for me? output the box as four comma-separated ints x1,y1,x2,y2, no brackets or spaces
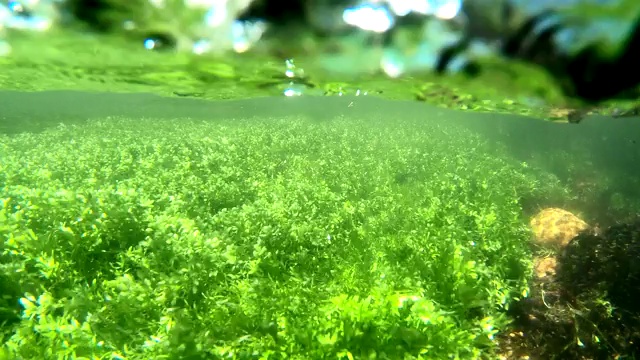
505,219,640,359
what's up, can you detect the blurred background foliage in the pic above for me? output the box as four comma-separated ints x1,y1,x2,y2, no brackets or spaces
1,0,639,106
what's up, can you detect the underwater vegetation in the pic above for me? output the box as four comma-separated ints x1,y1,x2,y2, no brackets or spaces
0,109,576,359
0,92,638,359
0,1,639,360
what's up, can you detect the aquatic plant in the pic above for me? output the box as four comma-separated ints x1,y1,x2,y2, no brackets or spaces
0,112,565,358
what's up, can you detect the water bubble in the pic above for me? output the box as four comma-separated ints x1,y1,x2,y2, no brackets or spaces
143,33,176,51
284,58,305,79
283,83,305,97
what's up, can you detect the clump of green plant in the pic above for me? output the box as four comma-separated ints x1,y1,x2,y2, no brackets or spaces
0,112,563,359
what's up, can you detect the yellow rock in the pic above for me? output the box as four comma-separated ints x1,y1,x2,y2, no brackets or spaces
530,208,589,248
533,256,557,279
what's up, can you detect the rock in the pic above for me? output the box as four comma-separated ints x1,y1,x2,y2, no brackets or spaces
529,208,589,248
533,256,557,279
